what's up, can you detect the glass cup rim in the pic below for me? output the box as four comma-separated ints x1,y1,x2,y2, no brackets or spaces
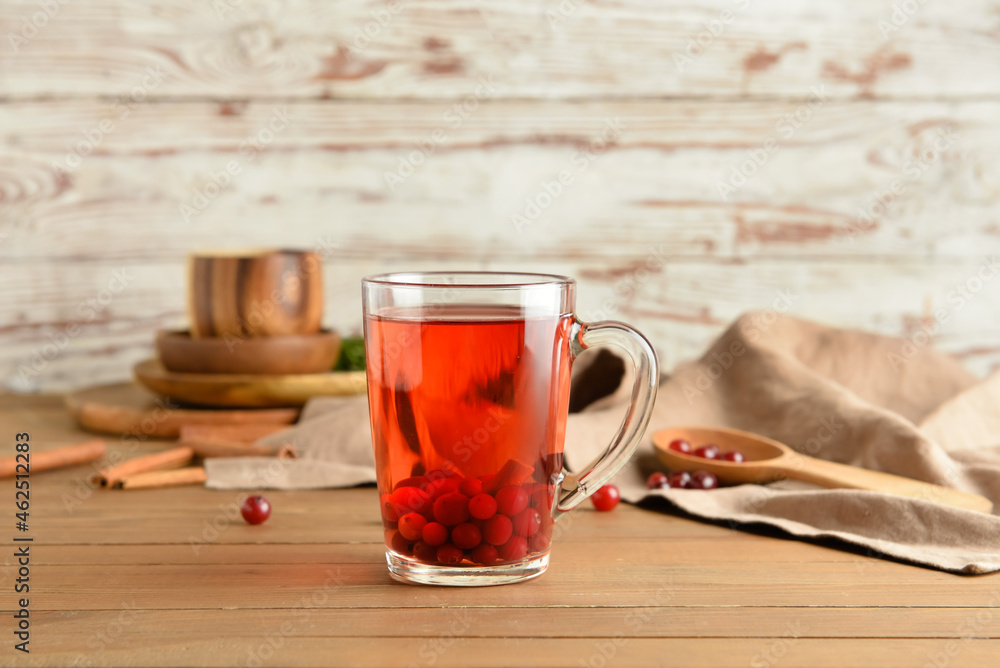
362,271,576,289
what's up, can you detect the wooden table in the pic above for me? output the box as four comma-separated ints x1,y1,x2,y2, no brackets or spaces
4,395,999,667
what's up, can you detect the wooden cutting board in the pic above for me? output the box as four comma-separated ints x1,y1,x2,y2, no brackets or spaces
66,382,301,438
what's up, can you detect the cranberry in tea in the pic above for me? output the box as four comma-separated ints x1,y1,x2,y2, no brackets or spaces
366,305,572,567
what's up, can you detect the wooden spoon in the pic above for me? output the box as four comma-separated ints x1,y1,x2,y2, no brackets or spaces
652,427,993,514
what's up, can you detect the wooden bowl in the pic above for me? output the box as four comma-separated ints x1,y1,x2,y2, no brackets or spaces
188,249,323,338
156,329,341,375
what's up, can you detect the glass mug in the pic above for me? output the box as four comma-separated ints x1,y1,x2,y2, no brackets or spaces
362,272,658,586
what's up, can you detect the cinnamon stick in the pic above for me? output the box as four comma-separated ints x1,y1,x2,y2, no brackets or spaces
92,446,194,488
0,439,106,478
120,466,207,490
484,458,535,493
179,423,287,444
183,439,297,459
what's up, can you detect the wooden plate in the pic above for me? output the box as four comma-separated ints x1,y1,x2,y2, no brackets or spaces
66,382,300,437
133,359,367,408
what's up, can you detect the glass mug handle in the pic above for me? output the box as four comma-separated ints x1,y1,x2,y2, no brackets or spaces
554,319,659,518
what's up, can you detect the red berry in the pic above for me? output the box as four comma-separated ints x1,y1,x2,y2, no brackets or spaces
693,444,720,460
436,544,464,565
413,540,437,562
421,521,449,546
398,512,427,541
668,471,692,489
721,451,745,463
451,522,483,550
669,439,692,454
424,468,460,482
468,493,498,520
512,508,541,537
424,477,460,500
590,485,620,511
691,471,718,490
498,536,528,562
495,486,529,516
529,484,553,511
433,491,470,526
390,531,413,555
380,493,399,522
646,472,670,490
393,476,426,491
529,530,551,553
392,486,430,517
483,514,514,546
241,495,271,525
459,478,483,497
470,543,498,564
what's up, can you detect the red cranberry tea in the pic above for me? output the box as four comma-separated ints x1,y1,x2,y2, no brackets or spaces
363,272,658,586
366,305,573,567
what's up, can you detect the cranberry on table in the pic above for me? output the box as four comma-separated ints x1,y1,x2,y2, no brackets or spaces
240,495,271,525
668,471,692,489
647,472,670,490
691,471,719,490
668,439,692,454
721,451,745,462
590,484,620,511
692,444,720,460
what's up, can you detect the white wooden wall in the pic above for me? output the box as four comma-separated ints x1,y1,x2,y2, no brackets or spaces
2,0,999,391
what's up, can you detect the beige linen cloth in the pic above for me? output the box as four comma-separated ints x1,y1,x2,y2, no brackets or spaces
206,312,1000,574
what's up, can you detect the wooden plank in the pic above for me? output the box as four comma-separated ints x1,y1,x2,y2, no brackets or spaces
3,256,1000,392
10,638,1000,668
3,97,999,390
1,0,998,99
1,100,997,262
16,541,879,566
25,606,1000,641
17,560,1000,611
